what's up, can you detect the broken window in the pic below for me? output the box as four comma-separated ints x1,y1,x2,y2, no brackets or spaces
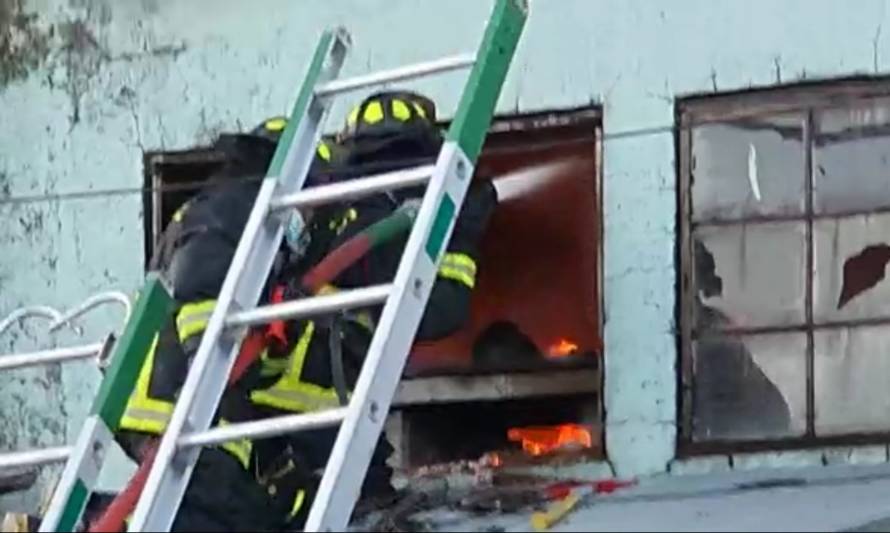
679,82,890,448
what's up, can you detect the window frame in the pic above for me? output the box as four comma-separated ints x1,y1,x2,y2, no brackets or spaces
677,78,890,454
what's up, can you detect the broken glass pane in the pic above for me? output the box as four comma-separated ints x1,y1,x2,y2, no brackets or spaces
692,332,806,442
814,101,890,214
815,325,890,435
691,113,806,222
814,214,890,322
693,223,806,329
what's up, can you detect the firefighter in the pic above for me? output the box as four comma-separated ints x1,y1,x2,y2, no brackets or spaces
114,92,497,532
117,120,339,531
251,91,499,526
301,90,498,340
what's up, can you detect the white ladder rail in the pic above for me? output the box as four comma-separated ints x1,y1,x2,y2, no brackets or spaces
127,29,353,531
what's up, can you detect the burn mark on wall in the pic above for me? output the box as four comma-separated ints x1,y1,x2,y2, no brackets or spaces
838,244,890,309
0,0,51,88
57,18,107,128
0,170,11,198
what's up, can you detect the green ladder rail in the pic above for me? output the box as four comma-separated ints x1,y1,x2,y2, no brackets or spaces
36,275,174,532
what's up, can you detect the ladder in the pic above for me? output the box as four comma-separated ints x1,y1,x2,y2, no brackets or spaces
0,279,172,533
45,0,527,530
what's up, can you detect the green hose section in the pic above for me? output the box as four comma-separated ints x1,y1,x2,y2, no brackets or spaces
302,202,420,292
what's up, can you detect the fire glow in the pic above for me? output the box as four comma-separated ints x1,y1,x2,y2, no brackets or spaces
548,338,579,358
507,424,593,457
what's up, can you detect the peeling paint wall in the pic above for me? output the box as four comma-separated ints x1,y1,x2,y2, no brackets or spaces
3,0,890,512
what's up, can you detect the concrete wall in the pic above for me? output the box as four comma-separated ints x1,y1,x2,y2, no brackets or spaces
2,0,890,511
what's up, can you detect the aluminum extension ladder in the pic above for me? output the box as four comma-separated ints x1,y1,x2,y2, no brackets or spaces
18,0,527,530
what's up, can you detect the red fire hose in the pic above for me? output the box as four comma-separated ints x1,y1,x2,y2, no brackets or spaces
88,208,417,532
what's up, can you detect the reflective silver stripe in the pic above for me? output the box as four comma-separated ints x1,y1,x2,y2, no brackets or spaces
123,408,171,424
252,389,342,412
177,312,211,327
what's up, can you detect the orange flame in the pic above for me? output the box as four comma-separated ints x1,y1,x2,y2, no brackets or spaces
548,338,579,358
507,424,593,456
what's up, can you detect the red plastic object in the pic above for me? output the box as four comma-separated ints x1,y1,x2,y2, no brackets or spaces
543,478,637,501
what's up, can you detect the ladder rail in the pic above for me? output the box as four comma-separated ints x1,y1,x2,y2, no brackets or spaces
306,0,528,528
306,145,471,531
39,275,173,533
128,29,352,532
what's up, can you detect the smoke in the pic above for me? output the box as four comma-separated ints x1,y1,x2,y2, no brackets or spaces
491,159,576,202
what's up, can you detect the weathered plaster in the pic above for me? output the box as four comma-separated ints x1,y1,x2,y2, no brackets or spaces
3,0,890,512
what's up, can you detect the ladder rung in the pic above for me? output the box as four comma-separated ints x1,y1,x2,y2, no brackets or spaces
225,284,392,329
315,53,476,97
179,408,348,450
270,165,434,212
0,342,104,371
0,446,71,471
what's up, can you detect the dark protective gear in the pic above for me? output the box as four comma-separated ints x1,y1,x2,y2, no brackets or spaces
472,321,543,370
311,90,497,340
121,131,347,530
308,178,497,341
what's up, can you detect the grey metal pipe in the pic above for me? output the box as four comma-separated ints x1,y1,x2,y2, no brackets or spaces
0,342,103,371
0,446,71,472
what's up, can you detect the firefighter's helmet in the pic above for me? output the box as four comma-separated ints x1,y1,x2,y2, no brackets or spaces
339,91,438,141
250,116,338,167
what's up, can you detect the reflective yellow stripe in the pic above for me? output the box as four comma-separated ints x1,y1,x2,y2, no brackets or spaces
347,106,360,126
218,419,252,469
250,322,344,412
412,101,427,119
175,300,215,342
289,490,307,519
317,142,332,162
391,99,411,121
328,208,357,234
172,203,189,223
317,284,338,296
438,253,477,288
119,327,251,469
363,101,384,124
441,252,477,272
260,348,289,378
120,333,174,434
265,117,287,132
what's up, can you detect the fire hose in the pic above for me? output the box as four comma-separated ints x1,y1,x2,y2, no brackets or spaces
88,203,419,532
